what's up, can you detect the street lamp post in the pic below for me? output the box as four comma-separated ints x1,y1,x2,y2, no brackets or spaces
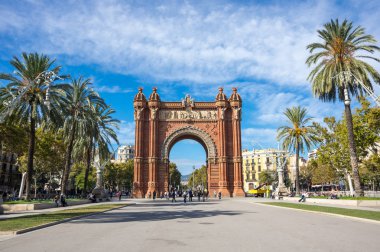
192,165,195,190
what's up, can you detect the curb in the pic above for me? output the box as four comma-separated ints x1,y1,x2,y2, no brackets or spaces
3,203,135,236
255,202,380,225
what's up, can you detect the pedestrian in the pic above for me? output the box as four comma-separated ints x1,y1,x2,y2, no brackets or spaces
118,191,122,201
198,191,201,202
218,191,222,200
148,191,151,199
214,190,217,198
153,190,157,200
189,190,193,202
298,192,306,202
54,194,59,207
183,191,187,203
60,194,67,207
171,190,176,203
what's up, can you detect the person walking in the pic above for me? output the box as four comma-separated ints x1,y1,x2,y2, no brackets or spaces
214,190,217,198
171,189,176,203
189,189,193,202
298,192,306,202
153,190,156,200
198,191,201,202
218,191,222,200
118,191,122,201
183,191,187,204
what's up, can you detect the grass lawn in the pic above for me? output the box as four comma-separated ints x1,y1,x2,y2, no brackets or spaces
309,196,380,200
2,199,86,204
0,203,128,232
261,202,380,221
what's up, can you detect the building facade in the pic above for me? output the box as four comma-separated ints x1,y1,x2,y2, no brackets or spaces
288,154,307,188
242,148,287,192
0,152,21,194
115,145,135,163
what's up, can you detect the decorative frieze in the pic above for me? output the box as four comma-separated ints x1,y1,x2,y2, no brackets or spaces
159,109,217,121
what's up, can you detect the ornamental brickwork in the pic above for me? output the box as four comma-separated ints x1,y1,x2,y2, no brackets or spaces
133,87,244,198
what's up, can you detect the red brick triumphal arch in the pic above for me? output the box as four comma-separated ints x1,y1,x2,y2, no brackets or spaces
133,87,244,198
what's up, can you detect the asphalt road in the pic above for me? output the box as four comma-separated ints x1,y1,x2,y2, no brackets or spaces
1,198,379,252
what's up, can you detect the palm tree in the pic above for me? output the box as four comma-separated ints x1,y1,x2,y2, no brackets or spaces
60,77,105,195
306,19,380,196
277,106,319,195
75,104,119,194
0,53,68,200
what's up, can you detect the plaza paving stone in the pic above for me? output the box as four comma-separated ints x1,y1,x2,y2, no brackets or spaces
0,198,379,252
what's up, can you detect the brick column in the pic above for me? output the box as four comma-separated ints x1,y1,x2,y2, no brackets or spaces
133,88,147,198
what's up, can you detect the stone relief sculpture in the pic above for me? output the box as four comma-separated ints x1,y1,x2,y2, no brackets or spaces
181,94,194,111
150,107,159,119
159,109,217,120
134,107,144,120
232,107,241,120
220,107,227,120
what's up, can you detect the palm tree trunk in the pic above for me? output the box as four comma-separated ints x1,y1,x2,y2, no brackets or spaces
0,138,3,160
25,114,36,200
344,103,364,196
61,123,76,196
295,142,300,196
83,142,92,195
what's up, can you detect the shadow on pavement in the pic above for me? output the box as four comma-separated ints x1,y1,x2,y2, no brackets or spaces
72,202,249,224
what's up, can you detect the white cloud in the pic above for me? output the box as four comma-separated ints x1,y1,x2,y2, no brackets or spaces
115,120,135,146
2,0,379,86
94,85,132,94
242,127,278,150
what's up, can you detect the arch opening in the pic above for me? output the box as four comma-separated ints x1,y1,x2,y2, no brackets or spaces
169,139,207,192
161,126,217,162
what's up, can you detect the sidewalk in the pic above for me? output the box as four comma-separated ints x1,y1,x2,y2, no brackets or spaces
0,198,132,220
247,197,380,212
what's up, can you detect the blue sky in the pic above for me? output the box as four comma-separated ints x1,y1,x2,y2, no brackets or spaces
0,0,379,175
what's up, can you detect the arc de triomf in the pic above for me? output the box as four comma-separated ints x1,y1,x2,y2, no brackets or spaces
133,87,244,198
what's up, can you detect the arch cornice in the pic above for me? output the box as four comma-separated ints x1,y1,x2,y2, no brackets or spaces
161,126,217,161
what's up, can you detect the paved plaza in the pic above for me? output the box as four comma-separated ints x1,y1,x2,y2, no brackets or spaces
1,198,379,252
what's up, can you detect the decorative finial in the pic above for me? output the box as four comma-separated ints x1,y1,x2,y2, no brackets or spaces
152,87,157,92
138,87,143,92
232,87,237,93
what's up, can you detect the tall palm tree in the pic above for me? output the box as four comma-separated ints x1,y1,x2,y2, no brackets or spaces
0,53,68,200
277,106,319,195
60,77,105,195
306,19,380,196
75,104,119,194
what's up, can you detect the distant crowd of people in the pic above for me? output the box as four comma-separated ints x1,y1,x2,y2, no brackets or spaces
146,189,223,203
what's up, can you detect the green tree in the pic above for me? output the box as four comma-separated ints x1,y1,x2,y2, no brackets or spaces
17,129,66,195
306,19,380,195
277,106,319,195
169,162,181,188
0,53,68,200
314,99,380,192
259,170,276,186
61,77,105,195
103,159,133,191
75,104,119,194
188,165,207,189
